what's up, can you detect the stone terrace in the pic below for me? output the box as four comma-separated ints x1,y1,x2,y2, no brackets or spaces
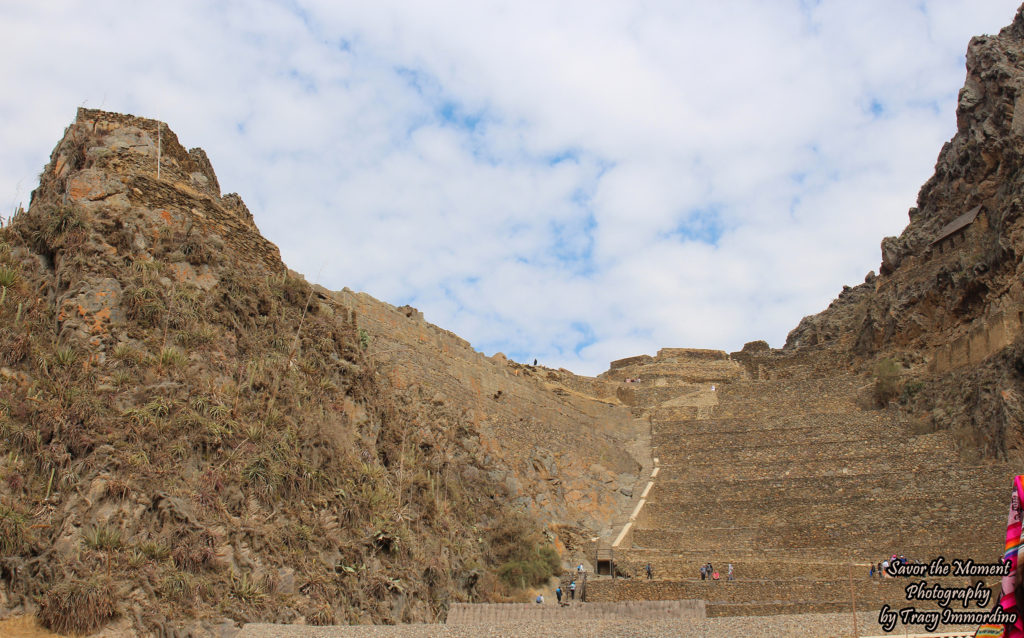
588,348,1014,625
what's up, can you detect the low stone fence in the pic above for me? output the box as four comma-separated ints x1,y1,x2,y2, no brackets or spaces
445,600,705,624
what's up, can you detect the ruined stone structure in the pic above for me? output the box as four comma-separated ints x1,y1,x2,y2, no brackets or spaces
307,282,650,535
0,106,658,633
40,107,652,542
10,7,1024,634
586,348,1011,622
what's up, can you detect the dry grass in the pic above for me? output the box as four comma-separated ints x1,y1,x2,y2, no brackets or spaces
0,505,29,554
0,175,554,631
38,577,118,635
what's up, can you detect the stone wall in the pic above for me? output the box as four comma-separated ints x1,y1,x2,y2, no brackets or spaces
314,284,650,537
446,600,705,624
39,108,652,549
54,108,284,273
929,300,1024,373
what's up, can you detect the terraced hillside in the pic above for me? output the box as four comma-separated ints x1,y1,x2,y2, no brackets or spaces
589,348,1012,621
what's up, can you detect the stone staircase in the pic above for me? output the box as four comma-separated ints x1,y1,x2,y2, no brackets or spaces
589,348,1014,620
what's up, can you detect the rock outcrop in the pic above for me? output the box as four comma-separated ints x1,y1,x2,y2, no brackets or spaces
0,108,646,635
785,5,1024,460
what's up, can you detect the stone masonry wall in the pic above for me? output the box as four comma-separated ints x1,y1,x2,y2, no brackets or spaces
313,284,649,537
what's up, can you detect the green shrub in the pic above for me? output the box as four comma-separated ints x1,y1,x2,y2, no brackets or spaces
53,345,78,369
872,358,901,406
230,572,266,605
83,524,122,551
112,342,142,366
496,545,560,589
176,325,217,348
0,265,17,288
901,379,925,402
138,540,170,561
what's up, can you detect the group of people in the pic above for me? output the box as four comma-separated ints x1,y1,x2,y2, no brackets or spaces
544,565,586,605
623,377,641,383
699,562,734,581
551,579,578,604
869,554,911,579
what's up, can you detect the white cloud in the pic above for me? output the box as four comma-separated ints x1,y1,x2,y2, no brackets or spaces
0,0,1020,375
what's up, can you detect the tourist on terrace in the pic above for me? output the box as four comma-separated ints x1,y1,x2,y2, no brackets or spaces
700,565,706,580
728,564,734,581
645,563,653,579
569,580,576,600
555,586,562,604
712,569,720,582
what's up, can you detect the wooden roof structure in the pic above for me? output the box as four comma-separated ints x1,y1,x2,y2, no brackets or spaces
931,205,982,245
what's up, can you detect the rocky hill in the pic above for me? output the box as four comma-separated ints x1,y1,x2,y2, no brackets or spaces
0,109,645,636
786,4,1024,461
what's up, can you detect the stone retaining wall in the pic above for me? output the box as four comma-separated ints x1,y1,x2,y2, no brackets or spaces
445,600,705,624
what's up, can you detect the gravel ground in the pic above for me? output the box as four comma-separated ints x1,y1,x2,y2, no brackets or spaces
238,611,980,637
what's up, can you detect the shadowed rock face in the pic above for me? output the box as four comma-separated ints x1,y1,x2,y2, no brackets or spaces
784,5,1024,461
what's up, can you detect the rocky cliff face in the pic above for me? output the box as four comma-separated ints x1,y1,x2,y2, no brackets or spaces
0,109,645,635
785,5,1024,460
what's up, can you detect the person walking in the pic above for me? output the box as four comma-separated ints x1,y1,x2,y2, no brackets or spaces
728,564,734,581
555,586,562,604
569,580,576,600
700,565,706,580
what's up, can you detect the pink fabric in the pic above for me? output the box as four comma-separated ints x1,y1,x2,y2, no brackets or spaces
977,475,1024,638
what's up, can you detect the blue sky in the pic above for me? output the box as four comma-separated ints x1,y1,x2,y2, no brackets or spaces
0,0,1021,374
